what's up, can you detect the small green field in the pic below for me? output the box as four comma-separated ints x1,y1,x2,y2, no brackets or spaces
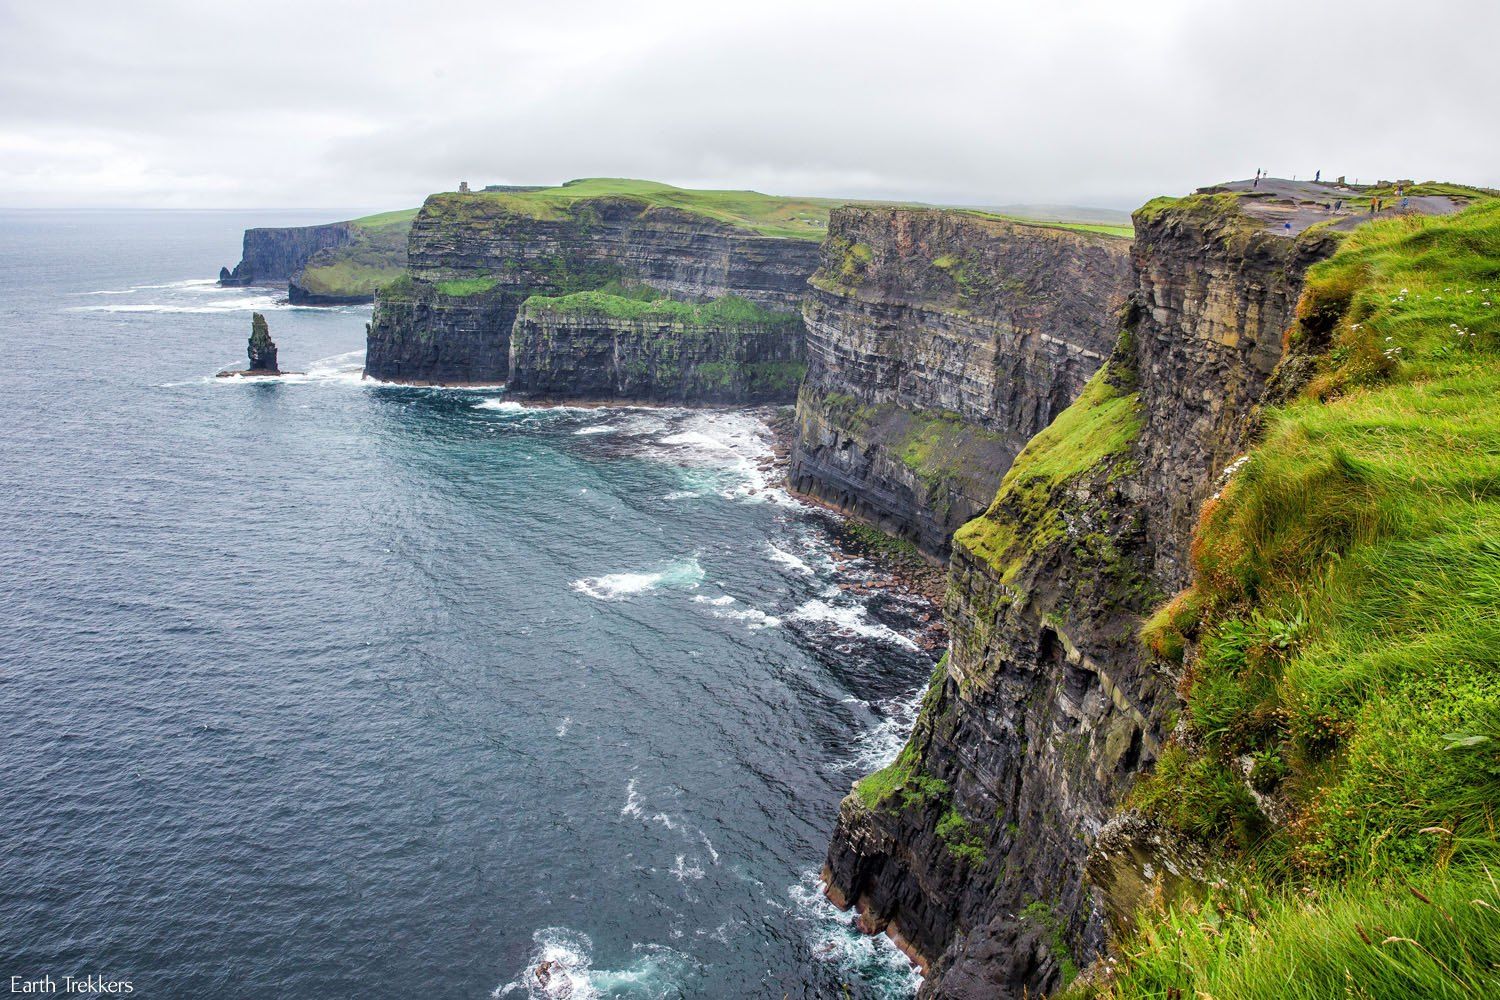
521,286,799,326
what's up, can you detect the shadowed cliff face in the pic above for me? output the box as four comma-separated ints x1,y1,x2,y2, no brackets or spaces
822,195,1341,1000
508,304,805,405
219,222,355,285
789,208,1131,557
363,195,819,384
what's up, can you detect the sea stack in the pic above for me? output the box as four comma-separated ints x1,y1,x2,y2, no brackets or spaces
217,312,283,377
247,312,278,372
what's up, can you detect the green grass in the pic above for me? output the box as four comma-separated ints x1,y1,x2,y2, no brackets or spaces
296,258,405,297
296,217,411,297
1134,200,1500,879
1363,181,1498,201
427,177,850,241
1067,868,1500,1000
427,177,1136,243
853,742,950,811
1105,199,1500,995
954,358,1141,582
351,207,419,231
520,288,799,326
937,808,989,866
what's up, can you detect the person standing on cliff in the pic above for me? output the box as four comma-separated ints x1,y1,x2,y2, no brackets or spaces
1315,169,1321,182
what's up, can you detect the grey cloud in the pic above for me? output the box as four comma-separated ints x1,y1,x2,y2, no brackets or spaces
1,0,1494,211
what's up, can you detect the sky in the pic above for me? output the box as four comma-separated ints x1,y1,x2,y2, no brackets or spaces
1,0,1495,214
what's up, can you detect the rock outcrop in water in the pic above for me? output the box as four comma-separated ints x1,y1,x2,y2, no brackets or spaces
363,191,819,384
217,311,283,377
789,207,1131,556
820,190,1344,998
508,292,806,404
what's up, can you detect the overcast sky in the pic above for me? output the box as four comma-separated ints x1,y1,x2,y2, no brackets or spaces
2,0,1495,214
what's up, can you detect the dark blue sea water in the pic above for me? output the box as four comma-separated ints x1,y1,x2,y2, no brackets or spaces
0,211,936,999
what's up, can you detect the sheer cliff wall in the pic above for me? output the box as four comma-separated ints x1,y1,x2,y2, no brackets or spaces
364,194,818,384
789,208,1131,556
822,194,1340,999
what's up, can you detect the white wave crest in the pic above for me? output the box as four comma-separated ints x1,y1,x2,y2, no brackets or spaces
620,779,644,819
847,684,930,772
766,542,814,575
787,871,923,997
712,606,782,631
571,558,704,601
473,399,525,412
789,599,919,650
493,928,694,1000
691,594,736,607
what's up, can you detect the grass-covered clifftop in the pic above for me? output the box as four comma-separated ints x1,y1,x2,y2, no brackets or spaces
1075,198,1500,998
422,177,842,241
292,207,417,300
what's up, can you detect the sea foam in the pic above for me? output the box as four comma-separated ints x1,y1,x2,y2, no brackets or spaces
571,557,704,601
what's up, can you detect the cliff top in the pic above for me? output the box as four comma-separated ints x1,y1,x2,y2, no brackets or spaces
422,177,1137,242
426,177,843,241
1140,177,1486,239
350,207,419,231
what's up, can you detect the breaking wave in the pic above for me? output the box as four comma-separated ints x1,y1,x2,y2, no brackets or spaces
492,927,696,999
571,557,705,601
789,599,919,650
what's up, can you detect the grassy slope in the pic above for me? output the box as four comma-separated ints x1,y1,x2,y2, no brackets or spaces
1084,199,1500,997
296,208,419,297
953,356,1141,584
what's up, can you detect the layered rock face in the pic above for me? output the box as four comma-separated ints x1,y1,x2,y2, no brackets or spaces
364,194,818,384
508,298,805,404
790,208,1131,556
219,222,354,285
363,278,513,385
1128,198,1340,588
407,195,819,308
822,194,1340,999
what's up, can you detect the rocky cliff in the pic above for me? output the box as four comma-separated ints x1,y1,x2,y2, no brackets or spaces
219,222,354,285
362,276,513,385
789,208,1131,556
508,292,805,404
822,191,1344,999
363,188,819,384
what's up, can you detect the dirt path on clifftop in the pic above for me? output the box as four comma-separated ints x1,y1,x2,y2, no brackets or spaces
1208,178,1464,235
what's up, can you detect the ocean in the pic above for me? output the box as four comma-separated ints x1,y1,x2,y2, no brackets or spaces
0,210,933,998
